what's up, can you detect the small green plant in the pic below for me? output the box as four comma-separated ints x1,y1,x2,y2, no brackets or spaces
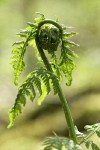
8,13,100,150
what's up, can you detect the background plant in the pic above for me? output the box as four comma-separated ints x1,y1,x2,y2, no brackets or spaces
8,13,100,150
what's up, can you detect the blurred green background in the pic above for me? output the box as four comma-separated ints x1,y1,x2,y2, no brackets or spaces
0,0,100,149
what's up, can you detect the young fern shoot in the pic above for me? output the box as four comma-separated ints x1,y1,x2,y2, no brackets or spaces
8,13,100,150
8,12,78,145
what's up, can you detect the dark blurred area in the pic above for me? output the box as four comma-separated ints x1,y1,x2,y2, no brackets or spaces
0,0,100,149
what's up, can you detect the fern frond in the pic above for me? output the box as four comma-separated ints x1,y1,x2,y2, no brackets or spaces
8,71,36,128
8,67,53,127
43,136,82,150
11,13,45,86
79,124,100,150
58,32,79,86
8,65,63,127
11,25,37,86
9,15,79,145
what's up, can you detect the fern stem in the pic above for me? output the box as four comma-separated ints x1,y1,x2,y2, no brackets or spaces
35,20,78,144
56,84,78,144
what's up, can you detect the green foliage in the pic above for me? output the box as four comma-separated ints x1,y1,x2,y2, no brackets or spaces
85,141,100,150
60,33,79,86
8,13,100,150
78,123,100,150
84,123,100,150
8,13,78,128
11,13,44,86
43,136,82,150
11,27,37,85
8,67,52,127
8,66,64,128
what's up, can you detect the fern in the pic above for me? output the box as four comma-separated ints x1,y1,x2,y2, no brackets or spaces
8,13,81,148
59,32,79,86
11,29,36,85
9,13,78,126
8,66,62,127
85,141,100,150
11,13,45,86
43,136,82,150
8,12,100,150
77,123,100,150
84,124,100,150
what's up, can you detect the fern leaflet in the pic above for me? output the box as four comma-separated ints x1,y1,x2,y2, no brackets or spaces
8,67,58,127
43,136,82,150
11,25,37,86
79,123,100,150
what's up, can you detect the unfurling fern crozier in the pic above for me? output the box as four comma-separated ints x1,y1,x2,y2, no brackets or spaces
8,13,79,146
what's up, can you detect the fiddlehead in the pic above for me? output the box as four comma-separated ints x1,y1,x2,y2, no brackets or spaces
35,18,78,86
8,13,78,145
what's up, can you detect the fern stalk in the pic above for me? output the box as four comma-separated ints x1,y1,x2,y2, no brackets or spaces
8,13,100,150
8,14,80,148
35,20,78,144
